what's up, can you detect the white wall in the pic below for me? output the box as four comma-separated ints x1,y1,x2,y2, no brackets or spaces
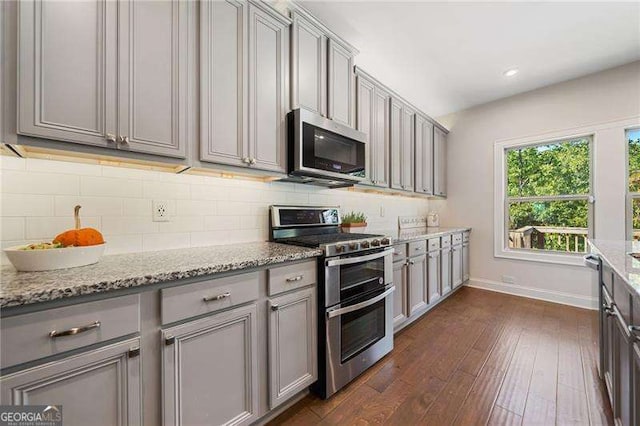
436,61,640,309
0,156,429,265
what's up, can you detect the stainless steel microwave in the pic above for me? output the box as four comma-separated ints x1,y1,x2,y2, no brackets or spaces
286,108,367,187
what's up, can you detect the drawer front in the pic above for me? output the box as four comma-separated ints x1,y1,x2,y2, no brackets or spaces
441,235,452,247
408,240,427,256
428,238,440,251
393,244,407,263
161,272,259,325
613,274,632,325
463,231,470,242
452,233,463,245
268,260,317,296
1,294,140,369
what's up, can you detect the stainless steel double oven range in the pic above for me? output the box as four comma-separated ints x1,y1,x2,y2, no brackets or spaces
270,206,394,398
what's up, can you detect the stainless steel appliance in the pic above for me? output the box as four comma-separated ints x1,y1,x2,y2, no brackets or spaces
282,108,367,188
270,206,394,398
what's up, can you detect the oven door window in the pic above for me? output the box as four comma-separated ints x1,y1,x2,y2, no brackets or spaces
340,256,385,301
302,123,365,177
340,296,386,363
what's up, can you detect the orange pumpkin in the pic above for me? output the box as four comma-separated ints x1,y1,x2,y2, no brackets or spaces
54,205,104,247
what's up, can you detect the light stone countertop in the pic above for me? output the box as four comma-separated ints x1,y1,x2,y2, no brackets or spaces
378,227,472,244
588,239,640,296
0,242,322,309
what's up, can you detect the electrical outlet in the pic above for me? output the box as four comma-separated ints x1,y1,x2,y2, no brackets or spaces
152,200,170,222
501,275,515,284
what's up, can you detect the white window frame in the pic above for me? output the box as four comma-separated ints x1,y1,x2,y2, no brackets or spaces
494,132,594,266
626,127,640,240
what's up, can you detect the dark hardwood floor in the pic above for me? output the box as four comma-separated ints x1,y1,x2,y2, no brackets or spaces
269,287,613,426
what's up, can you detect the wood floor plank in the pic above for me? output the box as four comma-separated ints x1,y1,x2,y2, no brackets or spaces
522,392,557,426
556,382,590,425
420,370,476,425
488,406,523,426
384,375,446,425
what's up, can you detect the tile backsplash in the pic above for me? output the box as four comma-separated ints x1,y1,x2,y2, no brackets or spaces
0,156,429,264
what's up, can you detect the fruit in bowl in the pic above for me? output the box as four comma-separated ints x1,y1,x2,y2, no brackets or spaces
4,205,106,272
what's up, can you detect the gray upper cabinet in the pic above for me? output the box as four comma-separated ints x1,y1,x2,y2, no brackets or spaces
390,98,415,191
401,104,415,192
414,114,434,195
248,2,289,173
162,303,258,426
267,286,317,409
390,98,403,190
200,0,248,167
434,126,448,197
356,69,390,188
327,38,354,127
18,0,191,158
1,338,142,425
291,11,326,116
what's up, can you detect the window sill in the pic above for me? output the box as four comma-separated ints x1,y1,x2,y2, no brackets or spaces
494,248,587,267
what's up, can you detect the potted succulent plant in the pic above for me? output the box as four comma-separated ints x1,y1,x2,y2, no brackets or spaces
340,211,367,233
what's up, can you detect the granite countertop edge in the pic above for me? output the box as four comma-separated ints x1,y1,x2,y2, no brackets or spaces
0,243,323,310
588,239,640,296
387,227,472,244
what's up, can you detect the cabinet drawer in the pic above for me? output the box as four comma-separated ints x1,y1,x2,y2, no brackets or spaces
463,232,470,242
613,275,632,325
161,272,259,324
268,260,317,296
1,294,140,369
441,235,452,247
393,244,407,263
408,240,427,256
452,233,463,245
428,238,440,251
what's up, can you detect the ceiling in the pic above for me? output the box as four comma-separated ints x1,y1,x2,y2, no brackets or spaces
300,1,640,117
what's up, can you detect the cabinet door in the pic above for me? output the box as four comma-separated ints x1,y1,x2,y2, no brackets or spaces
414,115,434,194
162,304,258,426
401,105,415,191
434,126,447,196
291,12,326,116
372,85,390,188
247,3,289,173
613,315,632,426
327,38,354,127
392,260,408,327
1,338,142,425
18,0,117,147
452,244,463,289
408,255,427,316
462,242,470,282
117,0,190,158
602,295,615,406
441,247,452,295
633,343,640,426
200,0,248,167
268,287,317,409
427,250,441,304
356,74,375,184
389,98,403,190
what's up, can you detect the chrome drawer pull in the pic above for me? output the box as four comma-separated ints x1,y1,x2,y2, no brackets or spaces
286,275,304,282
49,321,101,338
629,325,640,339
203,292,231,302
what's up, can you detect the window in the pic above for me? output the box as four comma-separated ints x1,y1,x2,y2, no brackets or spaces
495,135,593,264
628,128,640,241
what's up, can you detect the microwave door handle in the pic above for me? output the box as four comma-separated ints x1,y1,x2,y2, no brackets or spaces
326,248,394,267
326,286,395,319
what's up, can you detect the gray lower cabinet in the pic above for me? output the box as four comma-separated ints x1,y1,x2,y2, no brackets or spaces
613,313,632,426
414,114,434,195
452,243,463,289
1,337,142,426
356,69,390,187
408,254,428,316
18,0,191,158
434,126,448,197
267,287,317,409
633,343,640,426
441,244,452,295
392,260,409,328
161,303,258,426
390,98,415,191
427,249,441,305
462,241,470,282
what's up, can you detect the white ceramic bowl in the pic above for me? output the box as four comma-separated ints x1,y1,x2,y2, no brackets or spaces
4,243,106,272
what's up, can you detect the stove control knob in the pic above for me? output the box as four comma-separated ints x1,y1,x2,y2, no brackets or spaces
335,245,345,254
361,240,370,249
371,239,380,247
381,237,391,245
349,242,359,250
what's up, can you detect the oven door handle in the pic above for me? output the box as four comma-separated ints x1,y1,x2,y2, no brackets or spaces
326,248,394,267
326,286,395,319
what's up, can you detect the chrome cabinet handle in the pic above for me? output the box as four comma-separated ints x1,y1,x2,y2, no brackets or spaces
117,135,129,147
106,133,117,143
271,304,280,311
286,275,304,282
203,292,231,302
629,325,640,340
49,321,101,338
165,334,176,345
249,158,256,165
603,305,615,317
242,157,250,164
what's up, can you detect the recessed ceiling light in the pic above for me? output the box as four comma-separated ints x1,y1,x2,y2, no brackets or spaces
503,68,519,77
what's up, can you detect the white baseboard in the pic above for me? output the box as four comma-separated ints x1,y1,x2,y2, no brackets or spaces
465,278,598,310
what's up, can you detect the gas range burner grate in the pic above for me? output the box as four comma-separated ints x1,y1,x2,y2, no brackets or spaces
280,233,384,248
